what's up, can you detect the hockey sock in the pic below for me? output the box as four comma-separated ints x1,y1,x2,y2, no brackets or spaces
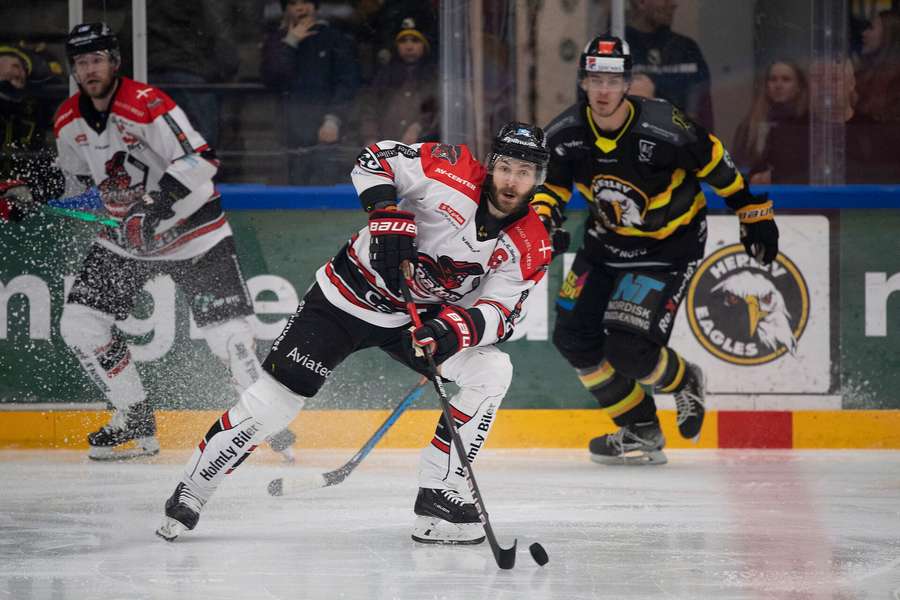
578,361,658,426
638,347,687,393
181,372,304,500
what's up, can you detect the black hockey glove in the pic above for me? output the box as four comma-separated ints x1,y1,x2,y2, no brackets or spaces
737,194,779,265
0,180,39,223
121,190,176,253
368,208,417,294
402,305,480,368
532,199,570,258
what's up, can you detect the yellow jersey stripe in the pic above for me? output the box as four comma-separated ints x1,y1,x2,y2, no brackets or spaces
545,183,573,203
659,354,686,393
696,134,725,178
579,361,616,390
639,349,669,387
614,192,706,239
586,102,635,154
647,169,686,211
713,172,745,198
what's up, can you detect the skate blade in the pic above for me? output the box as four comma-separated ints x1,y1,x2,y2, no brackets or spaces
89,437,160,461
155,517,188,542
590,449,668,466
411,516,485,545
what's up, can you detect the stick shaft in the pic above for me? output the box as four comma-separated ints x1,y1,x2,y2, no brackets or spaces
42,205,119,227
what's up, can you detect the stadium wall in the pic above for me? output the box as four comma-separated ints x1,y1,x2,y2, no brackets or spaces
2,185,898,449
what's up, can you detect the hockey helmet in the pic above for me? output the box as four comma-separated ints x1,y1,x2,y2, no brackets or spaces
65,22,120,67
487,122,550,185
578,35,632,79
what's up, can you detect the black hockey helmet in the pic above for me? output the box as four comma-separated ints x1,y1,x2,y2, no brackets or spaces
65,22,120,66
578,35,632,80
487,122,550,185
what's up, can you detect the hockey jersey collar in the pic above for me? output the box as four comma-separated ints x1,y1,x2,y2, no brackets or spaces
475,188,529,241
78,77,121,135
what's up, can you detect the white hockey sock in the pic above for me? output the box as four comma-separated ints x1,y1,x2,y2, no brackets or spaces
181,372,304,499
60,304,147,412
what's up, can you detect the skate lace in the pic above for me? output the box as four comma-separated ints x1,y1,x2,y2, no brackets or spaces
439,489,467,506
674,393,699,425
101,409,129,434
178,484,206,512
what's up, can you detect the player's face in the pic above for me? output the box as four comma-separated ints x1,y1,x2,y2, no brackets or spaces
489,156,538,216
581,73,629,117
396,35,426,64
73,52,117,98
766,63,800,105
0,55,27,90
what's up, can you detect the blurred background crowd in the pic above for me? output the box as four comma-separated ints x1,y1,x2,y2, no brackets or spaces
2,0,898,187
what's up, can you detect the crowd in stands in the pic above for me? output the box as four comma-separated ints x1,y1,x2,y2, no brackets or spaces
2,0,898,186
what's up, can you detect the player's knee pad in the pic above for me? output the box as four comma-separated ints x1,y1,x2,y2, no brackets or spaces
200,317,261,392
234,371,305,439
552,325,606,369
604,329,661,380
440,346,512,413
59,303,115,351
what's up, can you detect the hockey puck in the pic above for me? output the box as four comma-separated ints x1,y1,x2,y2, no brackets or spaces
267,478,283,497
529,542,549,566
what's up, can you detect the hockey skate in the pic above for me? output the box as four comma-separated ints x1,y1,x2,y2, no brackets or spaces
156,482,205,541
87,400,160,461
267,428,297,463
411,488,485,545
589,421,667,465
674,362,706,441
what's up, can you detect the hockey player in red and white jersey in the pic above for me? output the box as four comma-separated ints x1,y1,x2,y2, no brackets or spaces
53,23,296,461
157,123,553,545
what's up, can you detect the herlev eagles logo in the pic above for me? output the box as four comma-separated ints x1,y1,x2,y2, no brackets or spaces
686,244,809,365
430,143,459,165
416,254,483,301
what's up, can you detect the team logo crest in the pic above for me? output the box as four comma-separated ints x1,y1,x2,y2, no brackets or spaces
416,254,484,301
430,143,459,165
686,245,809,365
590,175,648,228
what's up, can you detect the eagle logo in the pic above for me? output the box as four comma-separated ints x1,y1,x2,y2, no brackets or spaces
591,175,648,228
687,245,809,365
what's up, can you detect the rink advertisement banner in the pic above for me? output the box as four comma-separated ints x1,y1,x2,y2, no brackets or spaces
0,209,894,409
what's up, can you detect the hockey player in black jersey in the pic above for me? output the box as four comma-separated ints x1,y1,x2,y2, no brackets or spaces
533,35,779,464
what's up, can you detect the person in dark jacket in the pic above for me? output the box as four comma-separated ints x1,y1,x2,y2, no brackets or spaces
261,0,359,184
625,0,714,129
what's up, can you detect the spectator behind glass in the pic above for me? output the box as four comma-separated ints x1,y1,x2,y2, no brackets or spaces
261,0,359,185
146,0,240,149
751,58,856,185
625,0,714,129
629,72,656,99
855,10,900,122
0,44,61,201
732,61,809,174
359,17,437,146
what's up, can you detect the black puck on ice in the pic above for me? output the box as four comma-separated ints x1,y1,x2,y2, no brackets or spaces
267,478,283,496
529,542,549,566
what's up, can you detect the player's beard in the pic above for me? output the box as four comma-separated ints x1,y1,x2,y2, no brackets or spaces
80,71,117,101
488,181,529,217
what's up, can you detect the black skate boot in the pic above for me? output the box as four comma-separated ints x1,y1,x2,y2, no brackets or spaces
412,488,485,545
674,362,706,441
267,428,297,464
589,420,667,465
87,400,159,461
156,482,205,541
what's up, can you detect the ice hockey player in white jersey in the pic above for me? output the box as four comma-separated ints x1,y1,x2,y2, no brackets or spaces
157,122,553,545
52,22,295,461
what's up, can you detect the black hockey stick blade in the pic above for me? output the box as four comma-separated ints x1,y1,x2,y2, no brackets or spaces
268,377,428,497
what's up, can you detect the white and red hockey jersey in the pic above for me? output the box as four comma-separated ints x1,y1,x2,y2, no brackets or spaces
316,141,553,346
53,76,230,261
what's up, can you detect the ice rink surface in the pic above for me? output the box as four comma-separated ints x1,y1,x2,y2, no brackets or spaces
2,448,899,600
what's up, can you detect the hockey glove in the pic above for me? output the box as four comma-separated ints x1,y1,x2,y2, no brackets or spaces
532,199,570,258
121,190,176,253
403,305,480,368
736,194,779,265
368,208,417,294
0,180,39,223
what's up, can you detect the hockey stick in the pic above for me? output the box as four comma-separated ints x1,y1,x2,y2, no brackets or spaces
399,262,517,570
267,376,429,496
42,204,119,227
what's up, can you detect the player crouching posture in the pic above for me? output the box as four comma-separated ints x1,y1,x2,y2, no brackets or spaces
157,123,552,544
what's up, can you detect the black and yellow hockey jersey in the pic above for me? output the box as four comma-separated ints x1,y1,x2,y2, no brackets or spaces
533,96,756,265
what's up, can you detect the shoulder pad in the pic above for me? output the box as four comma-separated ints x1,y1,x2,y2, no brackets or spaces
544,103,588,158
632,96,698,146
